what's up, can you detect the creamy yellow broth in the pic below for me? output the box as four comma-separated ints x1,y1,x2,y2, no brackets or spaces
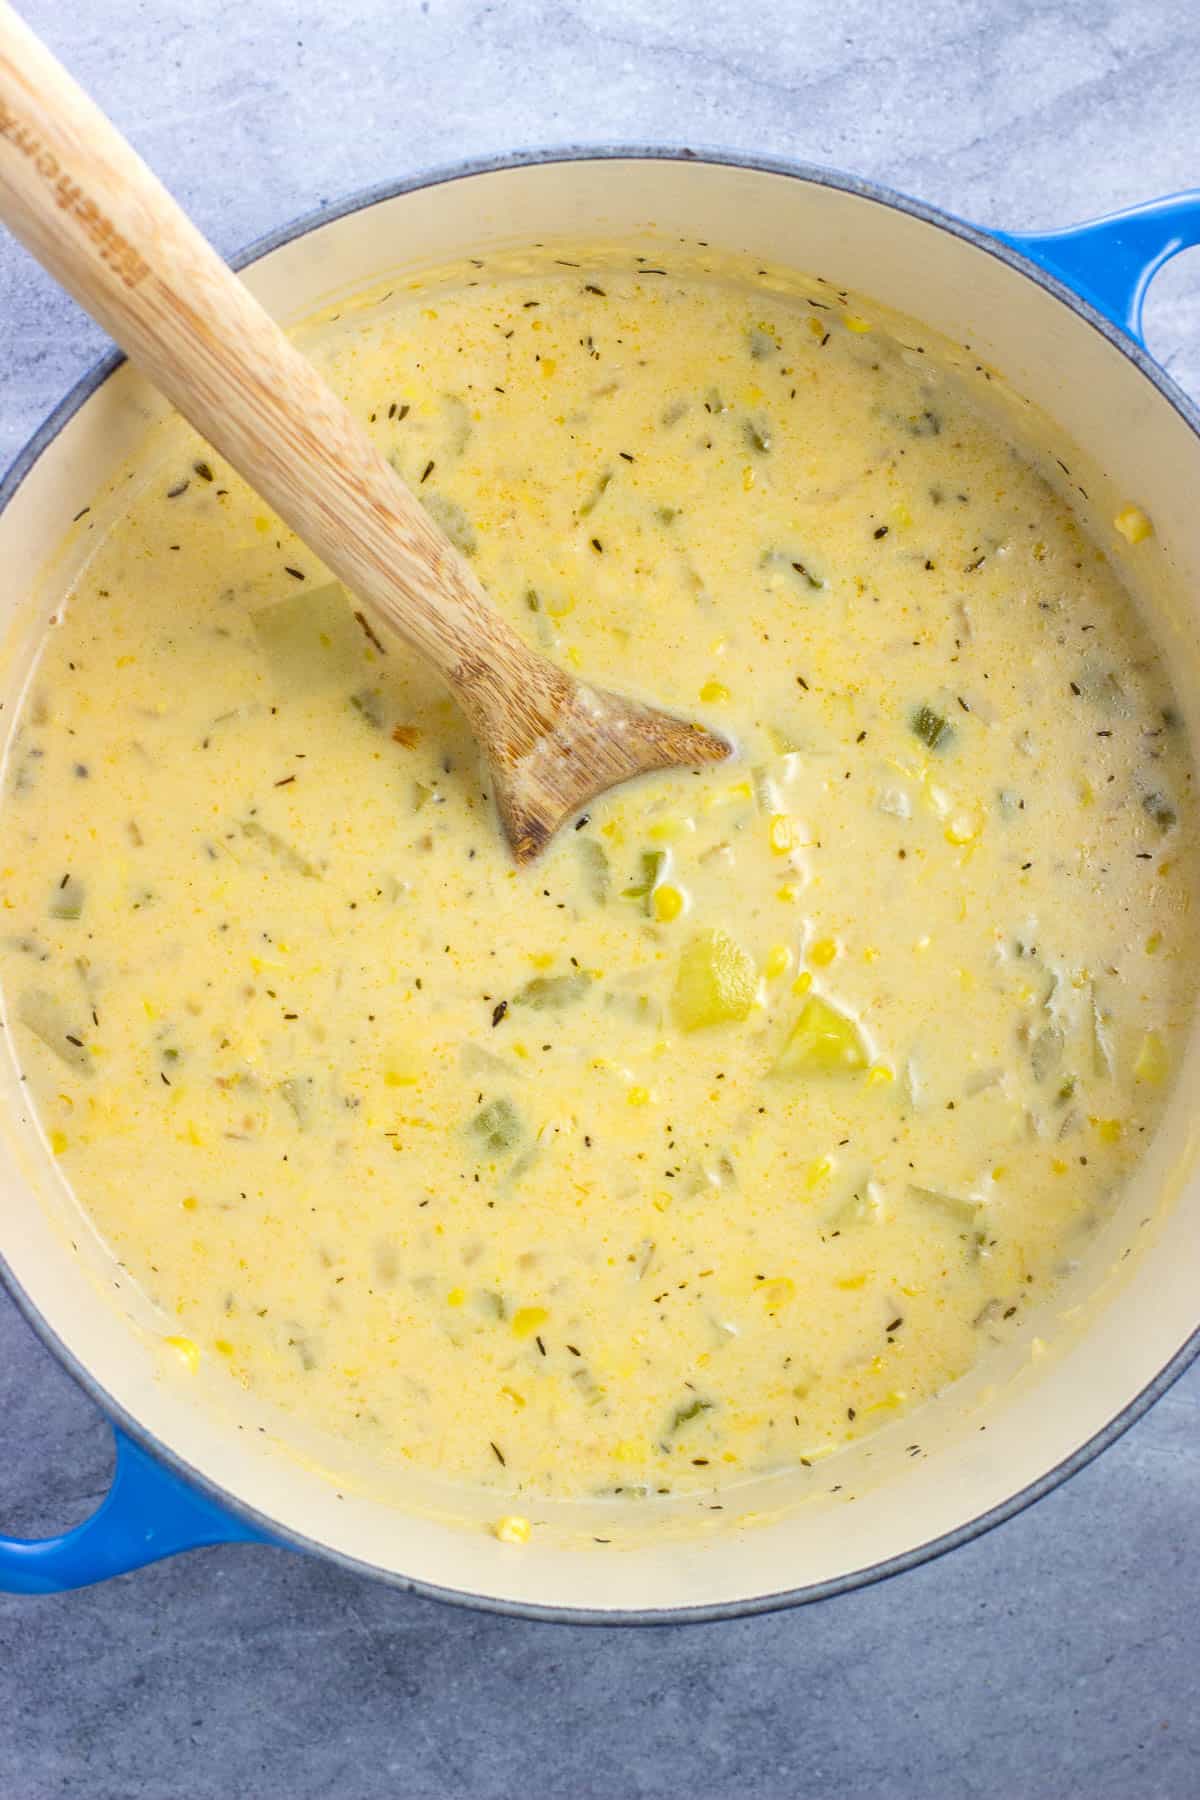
3,254,1196,1512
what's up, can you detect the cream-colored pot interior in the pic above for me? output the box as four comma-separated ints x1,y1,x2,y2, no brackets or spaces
3,156,1199,1618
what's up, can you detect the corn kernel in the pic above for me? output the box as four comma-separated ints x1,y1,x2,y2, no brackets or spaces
866,1063,895,1086
791,971,813,996
707,779,753,809
652,884,685,923
764,944,793,979
214,1339,234,1357
768,814,794,854
165,1335,200,1374
627,1084,652,1106
758,1276,796,1310
447,1286,465,1307
776,883,798,902
805,1155,834,1190
808,936,838,967
700,678,730,704
540,357,557,378
512,1305,549,1338
844,315,873,332
1091,1117,1123,1143
181,1195,197,1212
48,1128,68,1156
1051,1157,1069,1175
1114,504,1153,544
742,465,755,492
494,1515,531,1545
864,1389,908,1413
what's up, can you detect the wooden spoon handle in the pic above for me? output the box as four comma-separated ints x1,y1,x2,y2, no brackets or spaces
0,2,543,715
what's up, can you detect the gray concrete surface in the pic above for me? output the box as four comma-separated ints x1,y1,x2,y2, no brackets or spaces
1,2,1199,1794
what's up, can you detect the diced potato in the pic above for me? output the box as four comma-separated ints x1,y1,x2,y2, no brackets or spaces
18,988,92,1073
240,820,320,879
1133,1029,1168,1084
907,1182,981,1224
49,874,85,921
672,928,757,1031
774,994,868,1076
252,582,370,691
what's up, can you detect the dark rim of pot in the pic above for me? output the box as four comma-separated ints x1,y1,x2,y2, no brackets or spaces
2,145,1198,1625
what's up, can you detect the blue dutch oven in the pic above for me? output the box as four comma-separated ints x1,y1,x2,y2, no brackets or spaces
1,152,1199,1619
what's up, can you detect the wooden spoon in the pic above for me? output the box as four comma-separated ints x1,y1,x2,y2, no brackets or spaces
0,6,729,862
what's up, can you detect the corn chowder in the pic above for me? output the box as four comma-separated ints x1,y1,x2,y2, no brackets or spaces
2,252,1195,1515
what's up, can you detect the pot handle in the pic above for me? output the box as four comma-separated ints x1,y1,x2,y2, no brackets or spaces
0,1424,268,1594
996,191,1200,345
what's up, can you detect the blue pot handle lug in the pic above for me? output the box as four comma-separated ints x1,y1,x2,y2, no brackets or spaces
996,191,1200,346
0,1425,268,1594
